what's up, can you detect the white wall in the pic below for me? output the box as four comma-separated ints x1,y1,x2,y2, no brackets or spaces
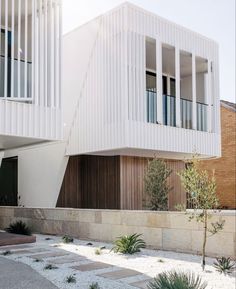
4,141,68,207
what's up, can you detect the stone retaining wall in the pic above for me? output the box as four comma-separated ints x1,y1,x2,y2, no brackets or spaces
0,207,235,257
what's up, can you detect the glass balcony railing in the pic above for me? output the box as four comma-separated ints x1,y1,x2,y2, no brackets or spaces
181,98,193,129
147,89,157,123
0,55,32,100
163,94,176,127
197,102,208,132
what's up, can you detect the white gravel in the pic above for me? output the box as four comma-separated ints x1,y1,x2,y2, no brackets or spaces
1,234,235,289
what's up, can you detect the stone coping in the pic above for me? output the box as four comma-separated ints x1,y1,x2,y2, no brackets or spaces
0,206,235,216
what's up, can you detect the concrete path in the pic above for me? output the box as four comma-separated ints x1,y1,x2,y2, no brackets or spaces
0,257,58,289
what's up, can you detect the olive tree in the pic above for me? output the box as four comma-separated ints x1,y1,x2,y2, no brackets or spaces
144,157,172,211
179,156,225,271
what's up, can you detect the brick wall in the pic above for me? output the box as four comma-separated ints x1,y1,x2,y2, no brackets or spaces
201,104,236,209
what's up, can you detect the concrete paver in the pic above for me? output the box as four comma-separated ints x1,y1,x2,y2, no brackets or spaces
98,268,141,280
72,261,112,271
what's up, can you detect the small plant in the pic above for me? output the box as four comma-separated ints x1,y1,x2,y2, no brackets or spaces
44,264,58,270
34,258,43,262
95,248,101,255
158,259,164,263
89,282,100,289
62,235,74,243
2,250,11,256
111,233,146,254
147,271,207,289
5,220,31,236
65,275,76,283
213,257,236,275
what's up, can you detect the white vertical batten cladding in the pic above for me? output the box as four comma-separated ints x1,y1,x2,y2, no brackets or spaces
0,0,62,147
65,3,220,158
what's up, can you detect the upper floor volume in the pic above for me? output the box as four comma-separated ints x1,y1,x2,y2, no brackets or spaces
64,3,221,159
0,0,62,150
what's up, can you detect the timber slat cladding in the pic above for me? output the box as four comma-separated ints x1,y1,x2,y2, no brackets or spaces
57,155,185,210
57,155,120,209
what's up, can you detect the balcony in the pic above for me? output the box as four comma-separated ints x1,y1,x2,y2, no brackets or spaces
146,91,207,132
0,55,32,100
0,0,62,150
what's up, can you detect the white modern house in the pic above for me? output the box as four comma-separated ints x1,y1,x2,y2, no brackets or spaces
0,0,62,204
0,3,221,209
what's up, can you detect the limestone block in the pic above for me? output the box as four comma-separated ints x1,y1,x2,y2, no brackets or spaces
163,228,192,251
101,211,121,225
89,223,113,242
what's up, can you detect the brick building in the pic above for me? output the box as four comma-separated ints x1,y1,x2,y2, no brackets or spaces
201,100,236,209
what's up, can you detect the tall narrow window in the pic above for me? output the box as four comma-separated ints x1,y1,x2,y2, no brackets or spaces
180,51,192,129
196,57,208,132
145,37,157,123
162,45,176,126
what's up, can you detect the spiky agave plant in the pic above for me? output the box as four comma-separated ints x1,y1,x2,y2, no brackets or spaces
5,220,32,236
147,271,207,289
111,233,146,254
213,257,236,275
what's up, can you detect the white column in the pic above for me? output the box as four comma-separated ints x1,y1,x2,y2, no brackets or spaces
4,0,8,98
206,59,212,132
24,0,28,99
192,52,197,130
156,37,163,124
175,47,181,127
11,0,15,98
18,0,21,98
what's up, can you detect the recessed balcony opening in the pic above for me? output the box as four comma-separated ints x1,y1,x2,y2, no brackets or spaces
180,50,193,129
145,37,157,123
0,0,61,108
0,0,33,101
162,44,176,127
196,56,208,132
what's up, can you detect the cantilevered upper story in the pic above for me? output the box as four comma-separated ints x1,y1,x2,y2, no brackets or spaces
64,2,221,159
0,0,62,150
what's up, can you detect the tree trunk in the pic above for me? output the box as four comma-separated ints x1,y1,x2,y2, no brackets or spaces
202,210,208,271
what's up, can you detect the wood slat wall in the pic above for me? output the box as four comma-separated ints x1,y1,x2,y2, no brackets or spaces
120,156,185,210
57,155,120,209
57,155,185,210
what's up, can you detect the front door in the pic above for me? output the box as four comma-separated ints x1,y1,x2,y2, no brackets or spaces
0,157,18,206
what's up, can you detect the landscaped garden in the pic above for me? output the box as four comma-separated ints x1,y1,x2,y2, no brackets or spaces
0,231,235,289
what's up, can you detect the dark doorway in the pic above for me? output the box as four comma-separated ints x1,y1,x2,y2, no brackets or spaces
0,157,18,206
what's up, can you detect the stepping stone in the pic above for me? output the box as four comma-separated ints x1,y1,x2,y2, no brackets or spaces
13,248,49,254
0,244,33,251
130,279,153,289
48,255,85,264
71,261,112,271
29,251,69,259
98,268,141,280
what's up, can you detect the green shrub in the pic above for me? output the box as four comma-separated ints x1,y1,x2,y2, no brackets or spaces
95,248,101,255
34,258,43,262
111,233,146,254
213,257,236,275
144,157,172,211
89,282,100,289
65,275,76,283
62,235,74,243
147,271,207,289
2,250,11,256
5,220,31,236
44,264,58,270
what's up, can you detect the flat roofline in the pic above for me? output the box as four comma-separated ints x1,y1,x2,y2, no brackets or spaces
63,1,219,46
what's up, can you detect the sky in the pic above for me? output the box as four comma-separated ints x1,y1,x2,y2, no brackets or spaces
62,0,235,103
